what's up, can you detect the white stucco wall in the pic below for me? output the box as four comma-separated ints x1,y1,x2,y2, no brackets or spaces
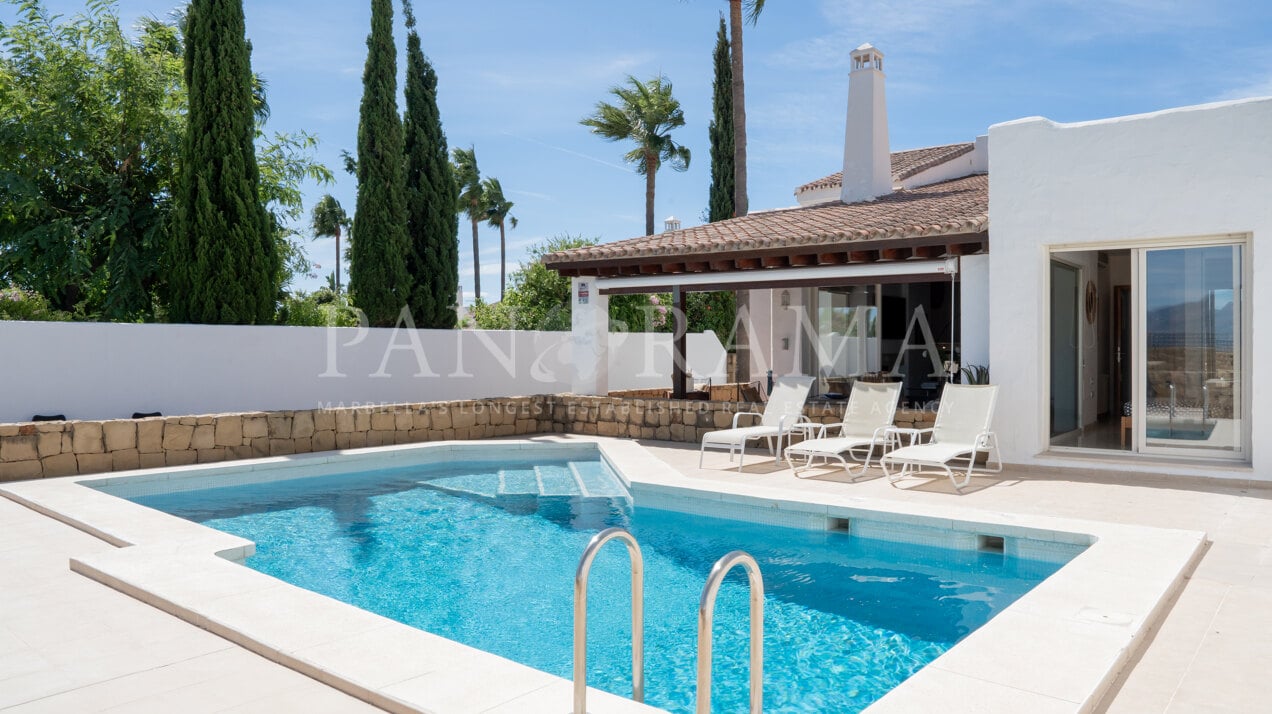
989,97,1272,479
0,321,726,422
959,254,990,371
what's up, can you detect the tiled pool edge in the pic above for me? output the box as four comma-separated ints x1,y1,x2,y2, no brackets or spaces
0,437,1206,714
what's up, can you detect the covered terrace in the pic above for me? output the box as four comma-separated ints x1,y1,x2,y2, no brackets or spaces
543,172,990,403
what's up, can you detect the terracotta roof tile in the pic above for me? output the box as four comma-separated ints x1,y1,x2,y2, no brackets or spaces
795,143,975,194
544,173,987,267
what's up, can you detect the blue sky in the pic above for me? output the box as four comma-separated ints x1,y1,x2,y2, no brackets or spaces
8,0,1272,302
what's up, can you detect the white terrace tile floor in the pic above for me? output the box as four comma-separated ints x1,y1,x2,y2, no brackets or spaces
0,496,383,713
637,439,1272,714
2,438,1270,713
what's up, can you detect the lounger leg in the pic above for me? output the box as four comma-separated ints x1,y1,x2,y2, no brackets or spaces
737,440,748,472
699,441,706,468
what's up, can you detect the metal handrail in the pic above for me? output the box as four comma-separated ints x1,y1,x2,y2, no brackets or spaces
696,551,764,714
574,527,644,714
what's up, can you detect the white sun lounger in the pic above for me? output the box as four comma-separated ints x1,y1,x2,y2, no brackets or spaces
699,376,815,472
784,381,901,477
880,383,1003,490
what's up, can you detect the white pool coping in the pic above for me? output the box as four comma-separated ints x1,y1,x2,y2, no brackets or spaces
0,437,1206,714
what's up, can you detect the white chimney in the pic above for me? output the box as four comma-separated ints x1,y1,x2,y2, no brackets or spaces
840,44,891,204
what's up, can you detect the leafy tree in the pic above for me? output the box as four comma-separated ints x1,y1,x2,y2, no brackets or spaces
402,0,459,328
310,194,349,294
481,177,517,302
708,14,734,224
0,1,183,320
169,0,278,324
581,75,691,237
0,0,331,322
351,0,412,327
452,146,484,300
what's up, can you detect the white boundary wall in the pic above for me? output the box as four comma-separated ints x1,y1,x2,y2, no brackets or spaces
988,97,1271,480
0,322,726,422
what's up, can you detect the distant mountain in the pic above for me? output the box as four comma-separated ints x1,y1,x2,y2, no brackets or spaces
1146,297,1233,346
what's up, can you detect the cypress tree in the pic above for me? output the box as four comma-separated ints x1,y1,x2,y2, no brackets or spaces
707,14,734,223
351,0,411,327
402,0,459,328
170,0,278,324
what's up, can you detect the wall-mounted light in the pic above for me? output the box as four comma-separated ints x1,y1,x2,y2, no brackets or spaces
781,337,790,351
780,290,791,308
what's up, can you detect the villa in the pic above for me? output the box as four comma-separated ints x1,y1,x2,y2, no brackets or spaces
547,43,1270,483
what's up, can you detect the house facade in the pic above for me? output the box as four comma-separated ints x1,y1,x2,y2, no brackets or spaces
546,43,1270,481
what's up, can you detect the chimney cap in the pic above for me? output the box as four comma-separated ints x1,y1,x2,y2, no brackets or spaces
850,43,884,72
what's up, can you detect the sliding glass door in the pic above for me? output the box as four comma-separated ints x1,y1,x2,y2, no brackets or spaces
1138,244,1244,457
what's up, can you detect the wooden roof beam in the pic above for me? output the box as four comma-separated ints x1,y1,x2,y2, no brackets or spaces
761,256,789,268
848,250,877,263
735,257,763,270
879,248,911,261
910,245,946,260
788,253,818,267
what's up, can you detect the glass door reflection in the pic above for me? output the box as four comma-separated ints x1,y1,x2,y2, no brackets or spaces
1140,244,1243,456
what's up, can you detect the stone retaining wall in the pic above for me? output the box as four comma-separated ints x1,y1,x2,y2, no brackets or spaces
0,395,936,481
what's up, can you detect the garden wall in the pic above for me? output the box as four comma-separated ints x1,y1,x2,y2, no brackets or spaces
0,395,936,481
0,321,726,423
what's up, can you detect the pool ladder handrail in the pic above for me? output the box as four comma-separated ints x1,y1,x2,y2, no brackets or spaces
574,527,644,714
696,550,764,714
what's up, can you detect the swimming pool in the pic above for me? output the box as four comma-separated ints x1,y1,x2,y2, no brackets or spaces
129,453,1081,713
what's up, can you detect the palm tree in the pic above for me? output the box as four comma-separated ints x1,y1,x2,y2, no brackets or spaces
452,146,484,300
729,0,764,218
481,177,517,302
310,194,350,295
581,75,691,236
729,0,763,385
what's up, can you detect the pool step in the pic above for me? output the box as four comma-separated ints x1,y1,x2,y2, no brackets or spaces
418,463,625,507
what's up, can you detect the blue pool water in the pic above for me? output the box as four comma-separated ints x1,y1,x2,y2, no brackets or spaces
130,455,1073,713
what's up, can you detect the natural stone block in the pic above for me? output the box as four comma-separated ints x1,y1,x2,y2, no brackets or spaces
163,423,194,451
100,422,135,452
230,445,256,460
191,425,215,451
335,432,351,450
655,426,670,440
393,431,411,445
354,410,372,432
269,439,295,456
2,435,39,462
335,410,355,433
0,425,18,437
179,417,197,426
76,452,113,475
249,437,270,457
214,416,243,447
596,421,620,437
197,448,227,464
313,410,336,432
713,411,733,429
451,410,476,430
267,415,292,439
196,416,214,425
627,423,642,438
369,409,393,432
42,453,79,478
312,430,336,452
138,453,166,469
365,430,389,447
412,411,431,430
292,411,315,439
394,411,412,431
166,450,197,466
243,416,268,439
494,424,516,437
431,410,452,430
294,437,312,453
0,459,42,481
112,449,140,471
71,423,104,454
137,420,164,453
347,432,367,448
442,428,455,440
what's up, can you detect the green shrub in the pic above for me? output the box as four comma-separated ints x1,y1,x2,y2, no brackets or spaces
0,286,72,322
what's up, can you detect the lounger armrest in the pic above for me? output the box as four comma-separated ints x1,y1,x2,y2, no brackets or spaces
777,414,812,433
975,430,997,449
731,411,764,429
